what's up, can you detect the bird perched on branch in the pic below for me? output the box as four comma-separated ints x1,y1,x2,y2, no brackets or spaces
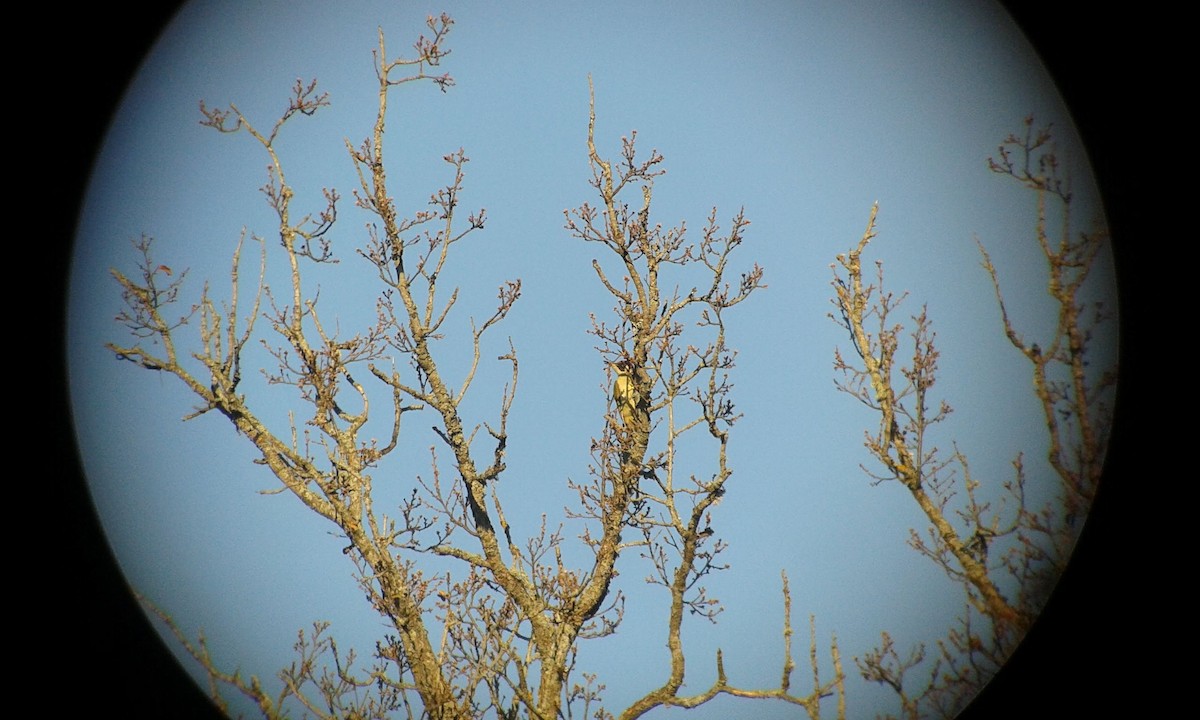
609,358,639,429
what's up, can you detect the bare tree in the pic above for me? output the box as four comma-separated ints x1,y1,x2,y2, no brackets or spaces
108,15,843,720
829,117,1114,718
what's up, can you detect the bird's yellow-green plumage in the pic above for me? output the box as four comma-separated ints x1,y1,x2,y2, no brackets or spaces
611,361,638,428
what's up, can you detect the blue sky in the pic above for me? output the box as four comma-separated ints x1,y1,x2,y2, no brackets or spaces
67,2,1118,718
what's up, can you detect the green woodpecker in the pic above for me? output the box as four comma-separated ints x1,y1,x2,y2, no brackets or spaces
609,359,638,428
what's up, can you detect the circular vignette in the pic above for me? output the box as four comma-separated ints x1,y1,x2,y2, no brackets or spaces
61,3,1143,719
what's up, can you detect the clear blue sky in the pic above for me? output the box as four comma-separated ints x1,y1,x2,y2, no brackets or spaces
67,2,1118,718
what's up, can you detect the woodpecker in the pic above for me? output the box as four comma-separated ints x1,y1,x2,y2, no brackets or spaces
609,359,639,429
